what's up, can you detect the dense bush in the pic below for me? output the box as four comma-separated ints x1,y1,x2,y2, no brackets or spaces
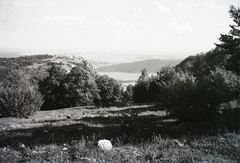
0,69,43,117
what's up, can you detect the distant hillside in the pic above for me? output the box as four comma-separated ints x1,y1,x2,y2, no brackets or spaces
97,59,181,73
175,48,226,75
0,54,96,83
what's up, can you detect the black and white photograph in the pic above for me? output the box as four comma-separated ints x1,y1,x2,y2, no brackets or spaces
0,0,239,162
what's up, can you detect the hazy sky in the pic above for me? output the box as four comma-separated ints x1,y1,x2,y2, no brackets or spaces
0,0,239,57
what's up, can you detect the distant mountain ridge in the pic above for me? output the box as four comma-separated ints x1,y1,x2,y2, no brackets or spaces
97,59,181,73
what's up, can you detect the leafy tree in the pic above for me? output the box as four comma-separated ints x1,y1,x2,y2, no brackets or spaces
65,66,99,107
138,68,148,81
147,75,162,102
133,69,150,103
215,6,240,75
39,60,100,109
123,84,134,103
95,75,123,107
0,69,43,117
155,66,179,87
39,65,67,110
155,66,183,109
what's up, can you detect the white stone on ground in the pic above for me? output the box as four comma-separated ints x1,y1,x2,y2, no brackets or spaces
98,139,112,151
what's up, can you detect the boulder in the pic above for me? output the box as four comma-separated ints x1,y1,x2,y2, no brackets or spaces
98,139,112,151
67,115,72,119
19,143,25,148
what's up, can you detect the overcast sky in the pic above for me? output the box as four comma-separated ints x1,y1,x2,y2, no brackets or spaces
0,0,239,58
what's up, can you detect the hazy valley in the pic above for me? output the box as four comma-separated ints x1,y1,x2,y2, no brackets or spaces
0,50,183,82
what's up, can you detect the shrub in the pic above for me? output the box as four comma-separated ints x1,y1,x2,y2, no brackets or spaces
0,69,43,117
157,66,237,122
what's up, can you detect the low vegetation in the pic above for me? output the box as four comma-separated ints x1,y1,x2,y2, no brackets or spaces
0,69,43,118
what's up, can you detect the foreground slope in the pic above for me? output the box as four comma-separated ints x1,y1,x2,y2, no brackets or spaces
0,105,239,162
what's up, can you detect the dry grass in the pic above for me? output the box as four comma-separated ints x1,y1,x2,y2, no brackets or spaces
0,105,239,162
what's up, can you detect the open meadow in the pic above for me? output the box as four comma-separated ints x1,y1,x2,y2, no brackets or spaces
0,105,239,162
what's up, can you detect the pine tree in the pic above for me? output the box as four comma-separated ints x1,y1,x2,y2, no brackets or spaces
215,5,240,75
215,5,240,132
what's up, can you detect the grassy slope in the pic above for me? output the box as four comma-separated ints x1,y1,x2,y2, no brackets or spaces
0,105,239,162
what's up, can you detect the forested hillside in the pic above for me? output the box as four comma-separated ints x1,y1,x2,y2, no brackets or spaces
176,47,229,77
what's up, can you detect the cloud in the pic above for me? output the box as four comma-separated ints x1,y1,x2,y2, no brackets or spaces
43,15,52,21
132,8,143,12
12,0,50,8
106,18,128,28
202,2,226,10
43,15,87,25
168,20,193,34
175,3,198,8
83,21,105,30
175,2,227,11
83,19,152,34
55,15,86,22
138,23,152,29
83,19,130,31
154,2,171,13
